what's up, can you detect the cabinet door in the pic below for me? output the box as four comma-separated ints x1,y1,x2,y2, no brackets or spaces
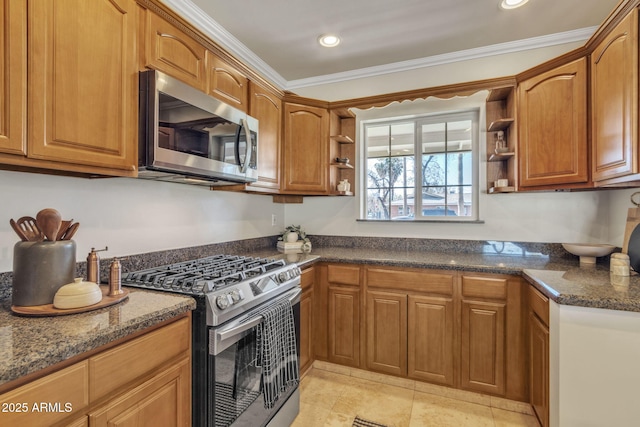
529,313,549,427
366,290,407,376
89,357,190,427
0,362,89,427
207,53,248,111
145,11,207,91
518,58,588,187
299,268,314,374
248,81,282,191
591,9,639,182
28,0,137,173
461,300,506,395
282,103,329,193
408,294,454,386
328,285,360,367
0,0,26,155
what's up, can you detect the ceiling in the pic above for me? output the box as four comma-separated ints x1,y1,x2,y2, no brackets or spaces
164,0,620,89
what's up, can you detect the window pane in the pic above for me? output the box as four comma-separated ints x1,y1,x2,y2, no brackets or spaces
422,153,445,187
391,123,414,156
390,156,414,187
367,188,390,220
366,125,390,159
446,152,472,186
447,186,472,217
421,123,445,155
391,188,415,220
446,120,472,152
422,187,451,216
367,157,389,187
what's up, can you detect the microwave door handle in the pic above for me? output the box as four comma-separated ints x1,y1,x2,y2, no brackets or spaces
240,118,252,173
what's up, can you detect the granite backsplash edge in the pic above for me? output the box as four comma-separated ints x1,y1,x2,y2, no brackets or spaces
0,235,576,300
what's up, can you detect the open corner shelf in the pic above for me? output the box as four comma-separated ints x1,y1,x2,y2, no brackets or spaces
332,163,354,169
488,152,515,162
488,186,516,194
331,135,354,144
488,118,515,132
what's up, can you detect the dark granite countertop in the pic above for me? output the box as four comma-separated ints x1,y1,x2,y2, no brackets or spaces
0,287,195,389
244,246,640,313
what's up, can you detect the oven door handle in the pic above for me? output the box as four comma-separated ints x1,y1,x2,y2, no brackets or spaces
216,288,302,342
217,315,262,342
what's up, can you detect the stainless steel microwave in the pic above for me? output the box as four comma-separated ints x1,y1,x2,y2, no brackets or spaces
138,70,258,186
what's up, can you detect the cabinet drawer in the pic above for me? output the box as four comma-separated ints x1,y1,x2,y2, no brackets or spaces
301,267,314,290
0,361,89,426
89,317,190,402
366,268,454,295
461,276,507,300
529,285,549,326
328,265,360,285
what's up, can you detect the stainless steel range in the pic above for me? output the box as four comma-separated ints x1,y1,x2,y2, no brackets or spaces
122,254,302,427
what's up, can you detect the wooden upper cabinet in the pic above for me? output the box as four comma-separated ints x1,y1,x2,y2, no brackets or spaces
282,103,329,194
591,8,639,183
27,0,137,173
0,0,26,156
206,53,248,112
145,11,206,91
518,58,588,188
248,81,282,191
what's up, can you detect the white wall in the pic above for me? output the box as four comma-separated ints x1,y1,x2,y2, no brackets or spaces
0,170,285,272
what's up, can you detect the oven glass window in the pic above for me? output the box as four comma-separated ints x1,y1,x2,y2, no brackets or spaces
214,329,263,427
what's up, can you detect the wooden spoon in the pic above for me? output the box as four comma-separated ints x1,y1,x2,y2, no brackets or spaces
16,216,43,241
36,208,62,242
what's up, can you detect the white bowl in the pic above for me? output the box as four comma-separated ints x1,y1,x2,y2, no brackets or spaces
53,278,102,309
562,243,616,264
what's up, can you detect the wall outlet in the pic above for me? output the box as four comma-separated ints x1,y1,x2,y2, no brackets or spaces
271,214,277,226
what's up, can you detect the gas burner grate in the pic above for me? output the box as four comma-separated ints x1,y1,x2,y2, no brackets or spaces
121,254,286,295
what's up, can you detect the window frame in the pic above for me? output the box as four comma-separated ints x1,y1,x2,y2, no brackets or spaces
360,108,480,222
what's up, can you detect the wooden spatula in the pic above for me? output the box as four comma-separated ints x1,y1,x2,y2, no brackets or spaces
16,216,43,241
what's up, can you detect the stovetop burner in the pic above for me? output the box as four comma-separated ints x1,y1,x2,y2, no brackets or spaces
122,254,287,295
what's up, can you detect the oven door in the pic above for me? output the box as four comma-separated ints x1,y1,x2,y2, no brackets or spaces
208,288,301,427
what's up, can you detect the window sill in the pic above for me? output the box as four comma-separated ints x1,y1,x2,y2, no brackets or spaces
357,219,485,224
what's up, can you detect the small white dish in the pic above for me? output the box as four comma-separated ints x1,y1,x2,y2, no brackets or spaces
562,243,616,264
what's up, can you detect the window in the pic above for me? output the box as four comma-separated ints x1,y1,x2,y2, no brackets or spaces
363,110,478,221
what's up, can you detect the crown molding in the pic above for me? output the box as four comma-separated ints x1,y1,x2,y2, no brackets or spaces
286,27,597,90
159,1,596,92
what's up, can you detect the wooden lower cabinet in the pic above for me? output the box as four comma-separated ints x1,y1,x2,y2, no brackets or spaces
299,267,315,374
89,356,190,426
408,294,454,386
316,264,361,367
0,315,191,427
529,285,550,427
460,300,506,395
366,290,407,376
328,285,360,367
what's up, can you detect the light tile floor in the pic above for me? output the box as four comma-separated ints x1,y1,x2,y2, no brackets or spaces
291,367,540,427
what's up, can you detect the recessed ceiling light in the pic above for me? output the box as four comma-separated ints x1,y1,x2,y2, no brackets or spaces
318,34,341,47
500,0,529,9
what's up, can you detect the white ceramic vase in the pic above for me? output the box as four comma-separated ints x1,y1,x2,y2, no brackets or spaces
286,232,299,243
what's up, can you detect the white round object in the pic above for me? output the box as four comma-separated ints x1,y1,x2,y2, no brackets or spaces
53,278,102,309
561,243,616,264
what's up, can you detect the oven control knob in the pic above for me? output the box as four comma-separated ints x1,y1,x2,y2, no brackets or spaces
216,294,230,310
230,289,242,303
278,271,289,283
